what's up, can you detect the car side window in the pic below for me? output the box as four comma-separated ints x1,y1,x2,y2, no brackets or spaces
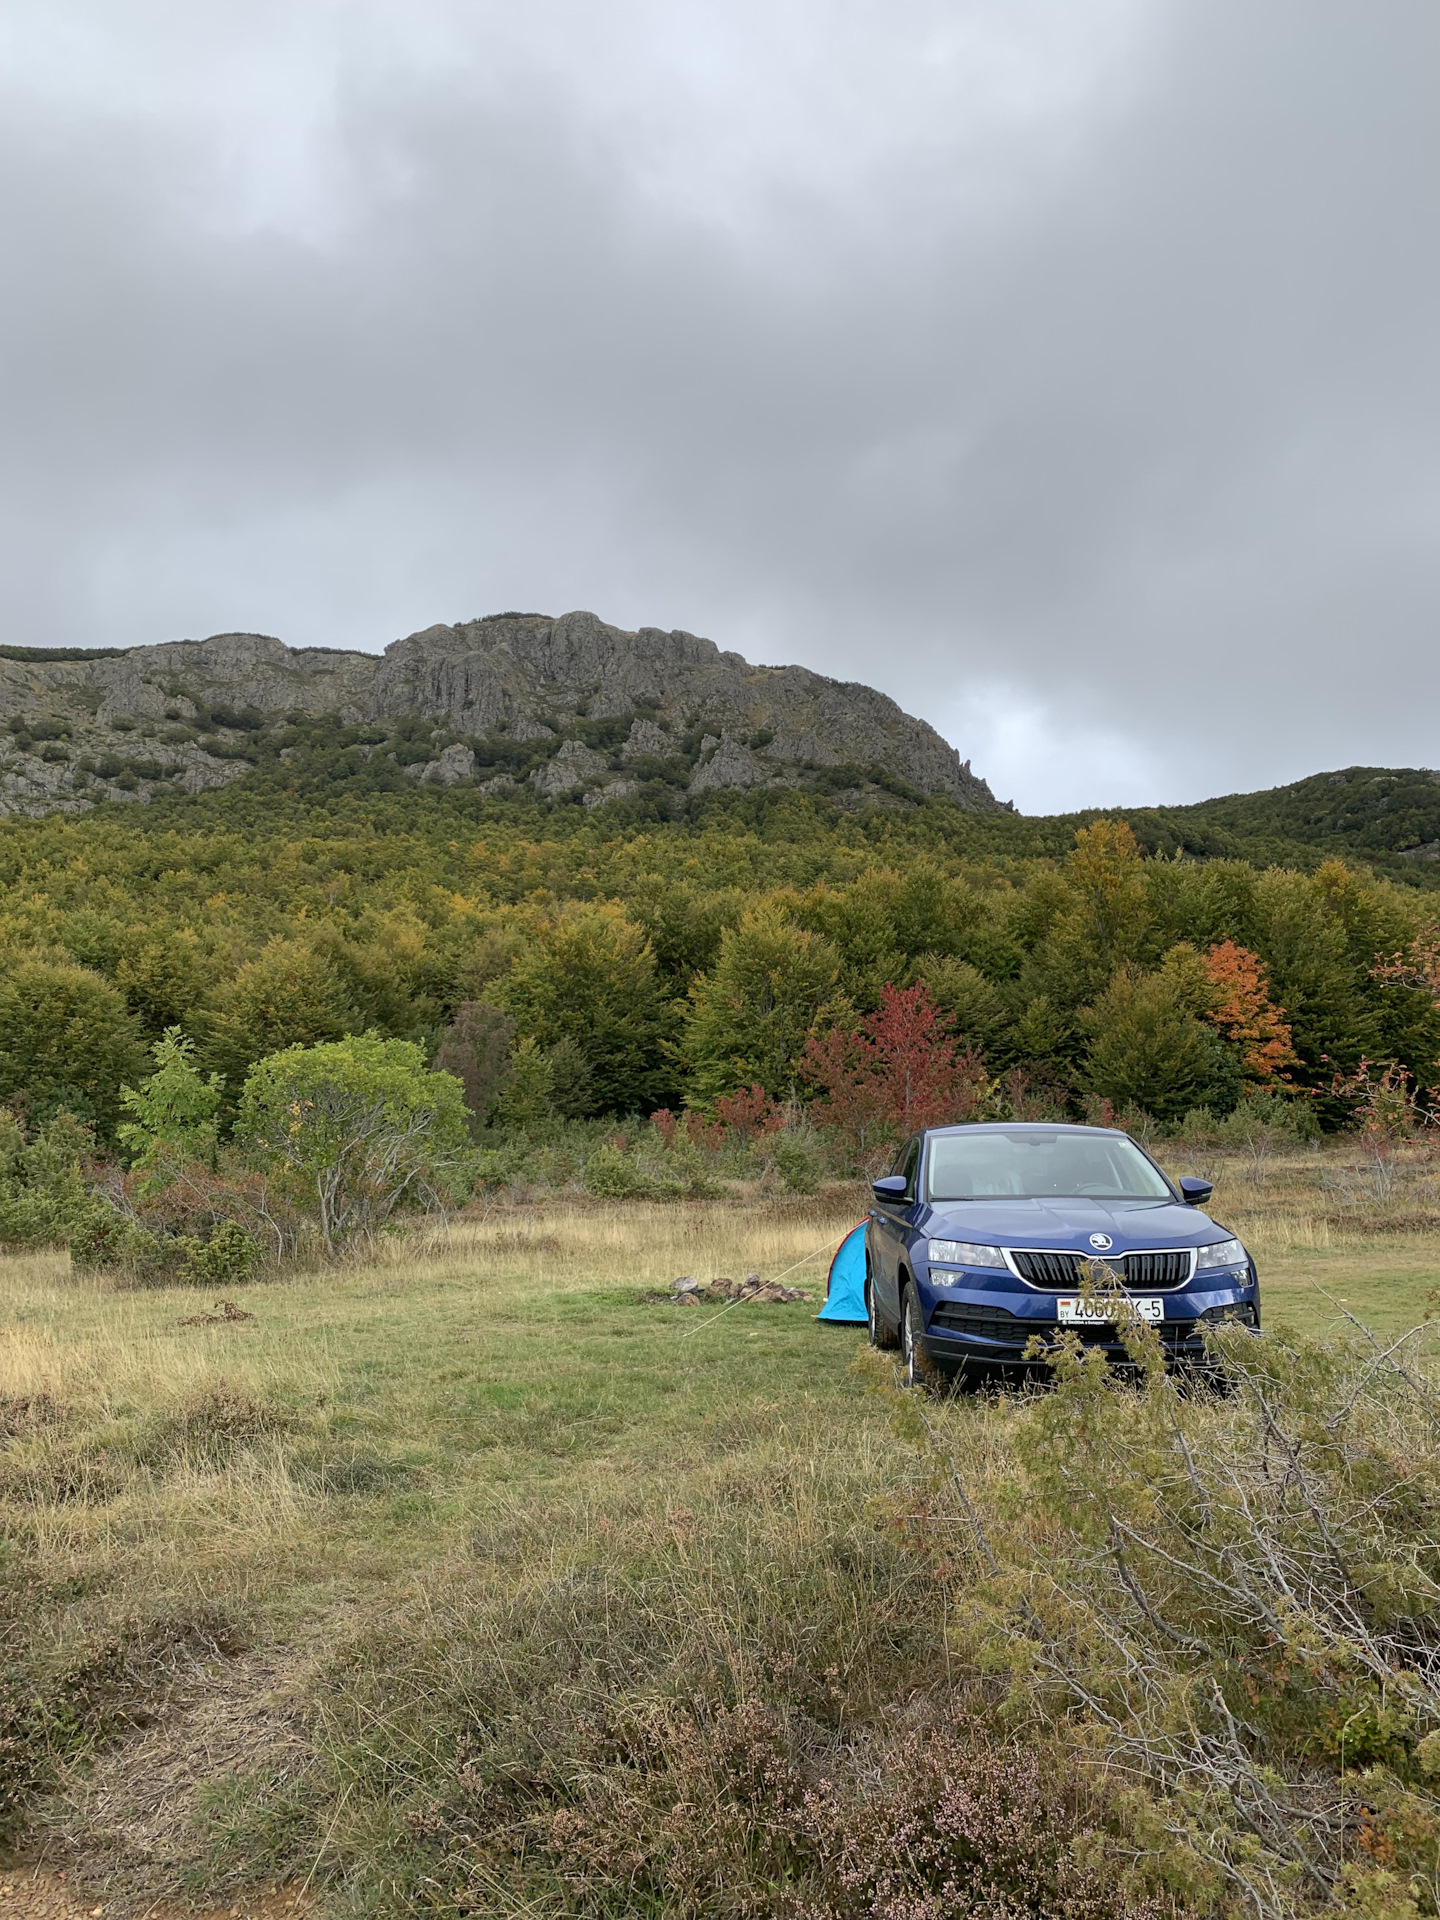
900,1138,920,1201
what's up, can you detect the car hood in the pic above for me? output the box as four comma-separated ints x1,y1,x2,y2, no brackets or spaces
922,1197,1222,1252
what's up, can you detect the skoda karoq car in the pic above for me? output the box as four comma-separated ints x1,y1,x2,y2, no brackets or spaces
865,1123,1258,1388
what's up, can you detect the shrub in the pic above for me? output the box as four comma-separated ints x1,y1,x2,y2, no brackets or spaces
714,1083,786,1145
582,1143,645,1198
905,1320,1440,1913
796,1725,1167,1920
0,1108,101,1249
117,1027,224,1173
237,1034,470,1254
771,1133,821,1194
181,1219,263,1287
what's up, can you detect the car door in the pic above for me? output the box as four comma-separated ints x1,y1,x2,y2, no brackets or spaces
871,1135,920,1325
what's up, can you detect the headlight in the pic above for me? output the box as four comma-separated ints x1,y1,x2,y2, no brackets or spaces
927,1238,1007,1270
1195,1237,1248,1270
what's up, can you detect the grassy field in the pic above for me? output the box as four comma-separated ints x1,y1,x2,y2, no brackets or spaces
3,1152,1440,1916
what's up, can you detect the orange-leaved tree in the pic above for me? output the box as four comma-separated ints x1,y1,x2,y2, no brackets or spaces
1201,941,1297,1086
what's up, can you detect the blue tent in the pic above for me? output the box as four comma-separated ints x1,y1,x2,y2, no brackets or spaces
817,1222,868,1324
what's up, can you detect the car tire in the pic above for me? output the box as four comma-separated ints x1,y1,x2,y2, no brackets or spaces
866,1272,899,1351
900,1284,942,1393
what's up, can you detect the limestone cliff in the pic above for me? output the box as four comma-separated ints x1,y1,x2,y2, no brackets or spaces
0,611,1003,816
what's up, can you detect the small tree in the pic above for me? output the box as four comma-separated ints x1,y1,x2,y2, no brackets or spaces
433,1002,515,1131
497,905,677,1114
118,1028,225,1175
1082,965,1222,1121
237,1034,470,1254
203,937,361,1090
713,1083,786,1147
683,907,842,1104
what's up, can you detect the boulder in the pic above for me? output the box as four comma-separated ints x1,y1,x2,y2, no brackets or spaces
530,739,611,795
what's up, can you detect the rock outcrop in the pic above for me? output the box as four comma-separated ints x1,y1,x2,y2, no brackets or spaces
0,611,1004,817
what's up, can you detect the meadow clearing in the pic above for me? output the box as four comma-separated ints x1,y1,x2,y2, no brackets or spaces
3,1145,1440,1919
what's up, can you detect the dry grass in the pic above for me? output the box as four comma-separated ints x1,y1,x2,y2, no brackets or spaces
1,1192,879,1901
6,1162,1440,1914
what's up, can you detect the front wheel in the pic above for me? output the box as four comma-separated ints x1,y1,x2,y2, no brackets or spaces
901,1285,943,1392
867,1273,899,1351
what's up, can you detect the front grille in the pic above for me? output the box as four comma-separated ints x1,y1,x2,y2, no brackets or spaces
1009,1248,1193,1291
1010,1250,1086,1288
1124,1251,1193,1288
931,1301,1030,1341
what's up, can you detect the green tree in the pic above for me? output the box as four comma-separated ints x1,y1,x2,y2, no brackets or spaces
236,1034,469,1254
496,905,677,1114
203,938,362,1090
117,1028,225,1173
0,959,145,1137
1081,964,1227,1121
684,906,842,1103
115,931,208,1036
914,954,1013,1056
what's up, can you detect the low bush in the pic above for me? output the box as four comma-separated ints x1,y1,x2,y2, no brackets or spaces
0,1108,105,1250
771,1132,822,1194
895,1319,1440,1916
294,1483,1187,1919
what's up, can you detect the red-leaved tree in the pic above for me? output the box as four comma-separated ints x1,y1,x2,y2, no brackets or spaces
651,1107,726,1152
801,983,989,1163
714,1083,786,1146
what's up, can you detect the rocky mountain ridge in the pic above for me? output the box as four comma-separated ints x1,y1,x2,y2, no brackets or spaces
0,610,1002,817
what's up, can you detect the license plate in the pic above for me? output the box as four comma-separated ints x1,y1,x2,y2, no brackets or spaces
1057,1296,1164,1326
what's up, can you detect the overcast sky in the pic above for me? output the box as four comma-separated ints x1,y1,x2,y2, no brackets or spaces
2,0,1436,811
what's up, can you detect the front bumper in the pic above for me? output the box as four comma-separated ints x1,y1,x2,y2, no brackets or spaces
919,1264,1259,1371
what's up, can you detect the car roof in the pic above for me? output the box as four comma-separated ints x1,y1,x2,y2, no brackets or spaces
921,1122,1128,1140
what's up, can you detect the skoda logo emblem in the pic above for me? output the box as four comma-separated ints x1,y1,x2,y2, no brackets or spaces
1089,1233,1113,1251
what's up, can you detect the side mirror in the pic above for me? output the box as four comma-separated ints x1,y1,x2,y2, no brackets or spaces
1179,1176,1213,1205
872,1174,909,1204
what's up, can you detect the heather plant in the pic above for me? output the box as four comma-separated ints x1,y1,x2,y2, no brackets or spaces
895,1316,1440,1917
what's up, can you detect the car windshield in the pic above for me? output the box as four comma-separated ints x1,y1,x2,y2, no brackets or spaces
926,1130,1173,1202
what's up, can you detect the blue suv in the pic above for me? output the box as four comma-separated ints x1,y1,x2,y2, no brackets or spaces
865,1123,1258,1388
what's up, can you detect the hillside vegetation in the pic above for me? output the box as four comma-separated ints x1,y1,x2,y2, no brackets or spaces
2,773,1440,1144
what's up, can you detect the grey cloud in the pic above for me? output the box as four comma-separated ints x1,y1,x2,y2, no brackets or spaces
1,0,1436,808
